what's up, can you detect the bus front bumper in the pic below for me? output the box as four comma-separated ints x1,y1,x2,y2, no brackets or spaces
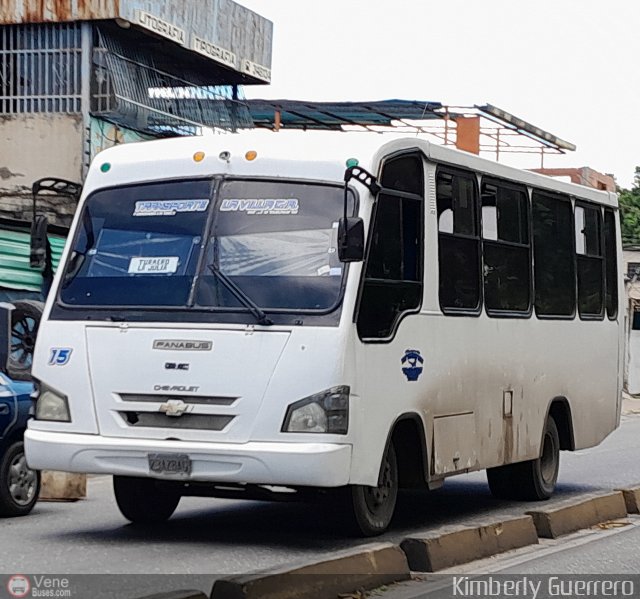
24,429,352,488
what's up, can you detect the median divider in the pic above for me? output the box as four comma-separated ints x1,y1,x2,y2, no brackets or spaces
617,486,640,514
399,515,538,572
210,542,410,599
134,486,640,599
526,491,628,538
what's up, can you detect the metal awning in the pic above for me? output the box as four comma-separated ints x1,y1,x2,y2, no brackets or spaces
240,99,576,162
244,99,444,130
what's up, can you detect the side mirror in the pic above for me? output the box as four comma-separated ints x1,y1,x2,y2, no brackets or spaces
30,215,49,270
0,303,12,377
338,217,365,263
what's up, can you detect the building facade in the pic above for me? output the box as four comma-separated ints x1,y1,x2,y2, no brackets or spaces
0,0,273,226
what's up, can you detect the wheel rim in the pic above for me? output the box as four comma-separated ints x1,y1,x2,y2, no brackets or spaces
363,454,394,512
8,452,38,506
540,429,558,485
11,315,38,369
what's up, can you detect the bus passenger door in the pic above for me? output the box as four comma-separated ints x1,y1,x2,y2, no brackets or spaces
352,153,428,485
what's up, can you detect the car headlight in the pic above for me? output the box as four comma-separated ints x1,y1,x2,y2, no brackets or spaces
35,385,71,422
282,386,349,434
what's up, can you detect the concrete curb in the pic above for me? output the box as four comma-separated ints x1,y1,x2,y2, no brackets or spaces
210,542,410,599
617,486,640,514
399,515,538,572
134,487,640,599
526,491,628,538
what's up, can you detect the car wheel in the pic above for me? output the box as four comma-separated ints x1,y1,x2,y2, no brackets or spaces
0,441,41,517
8,300,44,381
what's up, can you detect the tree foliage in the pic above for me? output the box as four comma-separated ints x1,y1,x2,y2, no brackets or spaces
619,167,640,246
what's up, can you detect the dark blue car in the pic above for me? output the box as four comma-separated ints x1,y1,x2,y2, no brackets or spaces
0,372,40,516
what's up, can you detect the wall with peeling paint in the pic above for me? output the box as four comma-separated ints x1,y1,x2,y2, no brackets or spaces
0,114,82,226
0,0,273,77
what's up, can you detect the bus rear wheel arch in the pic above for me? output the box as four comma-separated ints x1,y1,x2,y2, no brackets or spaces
487,414,560,501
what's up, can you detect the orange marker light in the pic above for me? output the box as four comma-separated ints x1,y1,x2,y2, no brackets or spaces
193,151,206,163
245,150,258,161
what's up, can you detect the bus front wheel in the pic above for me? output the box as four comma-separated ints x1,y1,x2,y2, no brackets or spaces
487,415,560,501
348,442,398,536
113,476,181,524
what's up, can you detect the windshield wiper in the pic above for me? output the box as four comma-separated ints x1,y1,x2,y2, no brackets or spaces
207,264,273,326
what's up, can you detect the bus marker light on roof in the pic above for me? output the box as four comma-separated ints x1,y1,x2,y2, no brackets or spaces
245,151,258,161
193,151,206,163
346,158,359,168
100,163,111,173
219,151,231,163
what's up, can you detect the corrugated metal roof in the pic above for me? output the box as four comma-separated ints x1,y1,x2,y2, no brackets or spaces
0,228,65,292
244,99,445,130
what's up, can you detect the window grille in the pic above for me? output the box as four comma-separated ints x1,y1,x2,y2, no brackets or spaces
0,23,82,114
93,27,252,135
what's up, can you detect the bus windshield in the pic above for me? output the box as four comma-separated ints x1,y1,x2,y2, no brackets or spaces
59,178,352,314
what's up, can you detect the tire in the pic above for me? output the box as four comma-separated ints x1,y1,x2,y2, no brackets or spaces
113,476,181,524
0,441,41,517
347,442,398,536
7,300,44,381
487,416,560,501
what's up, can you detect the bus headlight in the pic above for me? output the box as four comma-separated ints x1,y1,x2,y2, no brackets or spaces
282,386,349,434
35,385,71,422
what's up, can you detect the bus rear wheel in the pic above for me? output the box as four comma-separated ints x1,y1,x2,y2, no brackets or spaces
113,476,181,524
347,442,398,536
487,415,560,501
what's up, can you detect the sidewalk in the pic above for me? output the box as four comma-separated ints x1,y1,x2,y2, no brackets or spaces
622,391,640,415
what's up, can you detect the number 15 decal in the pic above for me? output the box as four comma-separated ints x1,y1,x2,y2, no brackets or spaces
49,348,73,366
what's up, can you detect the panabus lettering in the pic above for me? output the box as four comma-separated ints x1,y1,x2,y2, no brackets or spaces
153,340,213,351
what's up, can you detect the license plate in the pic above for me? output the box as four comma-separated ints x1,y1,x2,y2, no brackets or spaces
148,453,191,476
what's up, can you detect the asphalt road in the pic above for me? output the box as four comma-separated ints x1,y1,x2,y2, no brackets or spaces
1,411,640,596
498,523,640,574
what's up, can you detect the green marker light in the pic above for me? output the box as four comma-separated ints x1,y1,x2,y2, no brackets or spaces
346,158,359,168
100,163,111,173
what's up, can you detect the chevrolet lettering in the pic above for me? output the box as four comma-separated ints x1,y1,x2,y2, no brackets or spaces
153,385,199,393
153,340,212,351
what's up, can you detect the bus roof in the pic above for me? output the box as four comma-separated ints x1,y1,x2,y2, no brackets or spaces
85,131,617,208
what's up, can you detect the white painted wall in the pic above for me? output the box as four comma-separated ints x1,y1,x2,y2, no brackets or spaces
0,114,83,225
628,331,640,394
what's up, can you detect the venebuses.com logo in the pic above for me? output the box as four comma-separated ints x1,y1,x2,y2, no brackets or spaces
5,575,72,598
7,575,30,598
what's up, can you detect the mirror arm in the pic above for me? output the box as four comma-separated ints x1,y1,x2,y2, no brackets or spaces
342,164,380,223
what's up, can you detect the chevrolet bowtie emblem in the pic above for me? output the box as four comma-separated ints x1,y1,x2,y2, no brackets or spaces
159,399,189,417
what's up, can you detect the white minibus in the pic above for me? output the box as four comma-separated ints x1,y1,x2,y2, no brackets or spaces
3,133,622,535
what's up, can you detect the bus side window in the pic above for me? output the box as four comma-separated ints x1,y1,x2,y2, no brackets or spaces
532,191,576,318
356,154,423,340
575,203,604,319
481,180,531,315
437,169,481,314
603,208,618,320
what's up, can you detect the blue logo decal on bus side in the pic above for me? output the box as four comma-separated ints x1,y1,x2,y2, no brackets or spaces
401,349,424,382
49,348,73,366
